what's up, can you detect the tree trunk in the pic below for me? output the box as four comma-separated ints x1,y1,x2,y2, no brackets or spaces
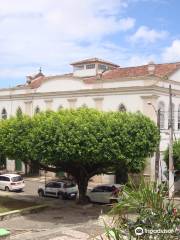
77,178,89,204
25,163,28,176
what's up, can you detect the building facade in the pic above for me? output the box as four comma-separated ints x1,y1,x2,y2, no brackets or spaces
1,58,180,183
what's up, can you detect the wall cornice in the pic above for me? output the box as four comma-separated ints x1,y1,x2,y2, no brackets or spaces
0,85,180,101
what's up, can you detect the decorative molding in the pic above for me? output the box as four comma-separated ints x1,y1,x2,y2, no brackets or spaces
67,98,77,102
93,97,104,101
93,97,104,110
44,99,53,103
24,100,32,104
68,98,77,109
140,94,159,100
0,86,180,101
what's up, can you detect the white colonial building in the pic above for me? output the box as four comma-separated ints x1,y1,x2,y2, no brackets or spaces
1,57,180,184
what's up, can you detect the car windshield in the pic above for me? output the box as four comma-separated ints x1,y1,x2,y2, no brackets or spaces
64,182,76,188
11,176,23,182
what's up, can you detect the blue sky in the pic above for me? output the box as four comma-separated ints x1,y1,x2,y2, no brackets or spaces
0,0,180,88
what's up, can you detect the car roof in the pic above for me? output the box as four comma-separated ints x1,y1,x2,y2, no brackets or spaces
0,174,21,178
93,184,123,188
47,180,74,184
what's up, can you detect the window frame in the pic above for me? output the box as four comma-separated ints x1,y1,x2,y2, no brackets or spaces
86,64,95,70
1,108,7,119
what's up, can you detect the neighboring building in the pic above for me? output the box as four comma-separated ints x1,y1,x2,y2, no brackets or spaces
0,57,180,183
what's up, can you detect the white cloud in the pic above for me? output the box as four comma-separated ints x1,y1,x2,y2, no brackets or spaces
162,40,180,62
129,26,168,44
125,54,157,66
0,0,136,85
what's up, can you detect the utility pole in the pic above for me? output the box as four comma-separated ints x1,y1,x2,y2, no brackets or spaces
169,84,174,198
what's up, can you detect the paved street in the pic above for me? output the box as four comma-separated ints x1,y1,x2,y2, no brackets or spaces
0,177,109,239
0,202,107,239
0,176,60,201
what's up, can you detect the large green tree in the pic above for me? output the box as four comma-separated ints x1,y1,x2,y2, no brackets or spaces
0,108,159,203
30,108,159,202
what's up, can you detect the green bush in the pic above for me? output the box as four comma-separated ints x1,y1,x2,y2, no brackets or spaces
104,179,180,240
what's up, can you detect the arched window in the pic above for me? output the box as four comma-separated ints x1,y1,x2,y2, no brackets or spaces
35,106,40,114
1,108,7,119
58,105,63,111
16,107,22,117
158,102,165,129
168,103,175,129
81,104,88,108
178,105,180,130
118,104,126,112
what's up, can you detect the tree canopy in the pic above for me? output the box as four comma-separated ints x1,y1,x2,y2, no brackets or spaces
0,114,35,174
0,108,159,202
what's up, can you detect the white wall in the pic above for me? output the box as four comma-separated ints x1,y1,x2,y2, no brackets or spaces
38,78,85,92
73,69,96,77
169,69,180,82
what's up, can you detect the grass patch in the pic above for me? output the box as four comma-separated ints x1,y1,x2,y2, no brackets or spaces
0,196,39,213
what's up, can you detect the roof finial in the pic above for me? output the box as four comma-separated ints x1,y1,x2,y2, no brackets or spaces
39,67,42,74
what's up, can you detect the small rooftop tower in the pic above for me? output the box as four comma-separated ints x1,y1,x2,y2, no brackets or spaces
71,58,119,77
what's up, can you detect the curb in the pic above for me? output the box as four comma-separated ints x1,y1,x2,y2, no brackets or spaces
0,204,49,221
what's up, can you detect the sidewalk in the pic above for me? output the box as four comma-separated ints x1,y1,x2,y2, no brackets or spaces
24,176,55,183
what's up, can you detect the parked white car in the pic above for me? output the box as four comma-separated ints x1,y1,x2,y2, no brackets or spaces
0,174,25,191
38,181,78,199
163,170,180,192
86,184,123,204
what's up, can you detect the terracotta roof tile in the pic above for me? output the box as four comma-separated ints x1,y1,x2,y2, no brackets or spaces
29,76,44,89
83,62,180,83
27,61,180,88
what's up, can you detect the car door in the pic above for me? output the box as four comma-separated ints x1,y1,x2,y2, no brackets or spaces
52,182,62,197
89,186,105,203
44,182,56,196
101,186,113,203
3,177,10,190
0,176,4,190
0,176,8,190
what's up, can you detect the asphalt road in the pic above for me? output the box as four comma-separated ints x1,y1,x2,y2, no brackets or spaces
0,177,66,203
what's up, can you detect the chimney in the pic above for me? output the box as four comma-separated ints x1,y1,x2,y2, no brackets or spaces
148,61,155,75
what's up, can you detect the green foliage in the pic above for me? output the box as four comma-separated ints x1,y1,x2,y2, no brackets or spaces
0,115,34,166
16,107,23,118
0,108,159,202
164,140,180,170
106,180,180,240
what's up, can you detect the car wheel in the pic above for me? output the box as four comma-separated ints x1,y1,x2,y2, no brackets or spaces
38,190,44,197
5,186,10,192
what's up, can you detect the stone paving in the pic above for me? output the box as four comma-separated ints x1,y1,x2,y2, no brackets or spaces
0,177,110,239
0,198,108,240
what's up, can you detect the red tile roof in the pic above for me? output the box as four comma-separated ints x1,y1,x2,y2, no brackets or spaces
29,75,44,89
26,61,180,88
84,62,180,83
